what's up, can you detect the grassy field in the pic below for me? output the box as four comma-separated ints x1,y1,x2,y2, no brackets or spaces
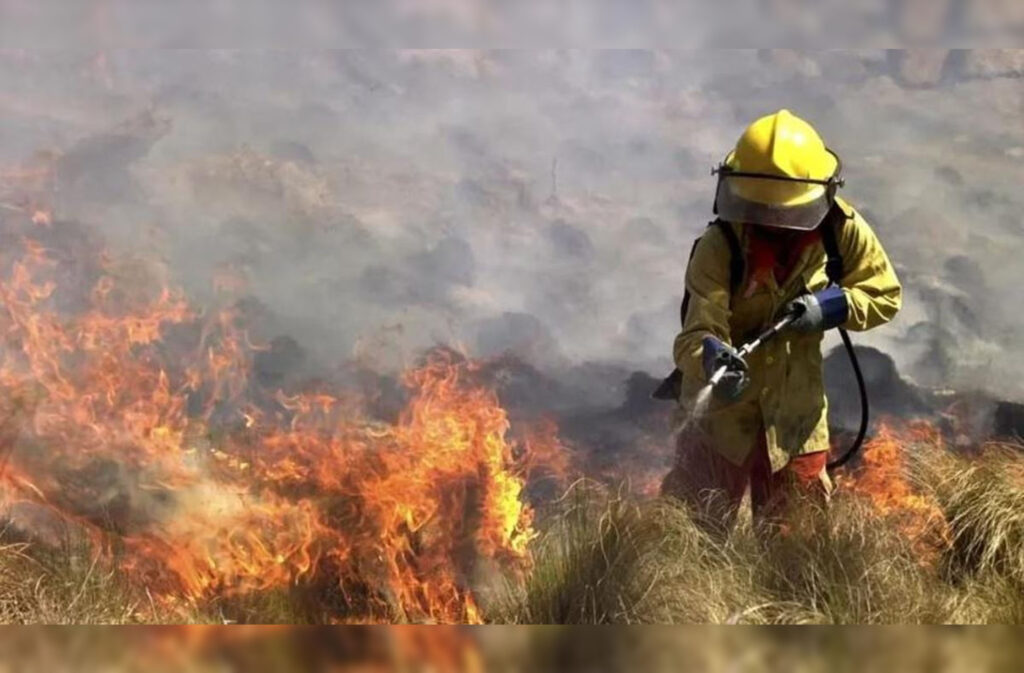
1,430,1023,626
489,431,1024,625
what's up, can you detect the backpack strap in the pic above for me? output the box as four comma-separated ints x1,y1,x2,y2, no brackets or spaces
678,237,702,328
820,202,850,285
678,220,743,329
682,208,847,329
710,219,744,296
653,221,743,401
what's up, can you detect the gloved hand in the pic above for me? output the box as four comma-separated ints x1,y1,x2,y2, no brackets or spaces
702,336,749,401
784,286,849,332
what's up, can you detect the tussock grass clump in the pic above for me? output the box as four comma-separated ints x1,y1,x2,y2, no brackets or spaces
913,443,1024,585
747,496,949,624
494,435,1024,625
487,480,767,624
907,440,1024,621
494,482,952,624
0,537,142,623
0,531,204,624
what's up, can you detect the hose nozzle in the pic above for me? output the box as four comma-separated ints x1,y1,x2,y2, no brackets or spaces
708,311,799,397
708,364,728,388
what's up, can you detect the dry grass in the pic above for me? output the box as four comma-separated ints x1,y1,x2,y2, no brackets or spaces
484,481,756,624
0,538,140,624
914,443,1024,584
496,438,1024,625
744,496,952,624
492,485,948,624
0,531,202,624
3,438,1024,626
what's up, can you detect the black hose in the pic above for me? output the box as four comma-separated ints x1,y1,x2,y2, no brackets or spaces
827,327,869,471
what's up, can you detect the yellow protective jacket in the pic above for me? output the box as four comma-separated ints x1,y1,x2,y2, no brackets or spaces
673,197,902,472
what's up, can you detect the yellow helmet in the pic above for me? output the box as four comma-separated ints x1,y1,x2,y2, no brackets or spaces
715,109,843,230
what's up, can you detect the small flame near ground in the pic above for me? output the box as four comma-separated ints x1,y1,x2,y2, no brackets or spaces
0,232,569,622
839,421,953,562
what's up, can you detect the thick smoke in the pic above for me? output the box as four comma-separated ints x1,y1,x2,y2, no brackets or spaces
2,45,1024,406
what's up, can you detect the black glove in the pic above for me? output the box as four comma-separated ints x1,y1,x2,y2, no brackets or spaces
701,336,749,401
784,286,849,332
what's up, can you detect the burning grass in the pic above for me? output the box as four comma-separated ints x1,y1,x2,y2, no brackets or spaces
0,229,566,623
3,370,1024,627
2,220,1024,624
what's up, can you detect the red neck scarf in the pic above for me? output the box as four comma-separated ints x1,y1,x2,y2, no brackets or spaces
747,226,820,289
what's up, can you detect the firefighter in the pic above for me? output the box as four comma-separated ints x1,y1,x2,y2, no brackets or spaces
660,109,902,536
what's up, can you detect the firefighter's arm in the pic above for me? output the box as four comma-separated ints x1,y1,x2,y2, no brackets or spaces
837,206,902,331
673,227,733,383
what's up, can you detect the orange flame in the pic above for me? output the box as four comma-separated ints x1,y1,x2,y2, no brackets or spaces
840,421,952,562
0,238,568,622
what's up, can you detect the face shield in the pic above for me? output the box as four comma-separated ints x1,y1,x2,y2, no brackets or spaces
713,148,845,231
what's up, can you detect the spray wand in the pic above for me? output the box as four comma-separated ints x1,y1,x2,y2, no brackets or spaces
707,310,798,388
706,305,869,472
